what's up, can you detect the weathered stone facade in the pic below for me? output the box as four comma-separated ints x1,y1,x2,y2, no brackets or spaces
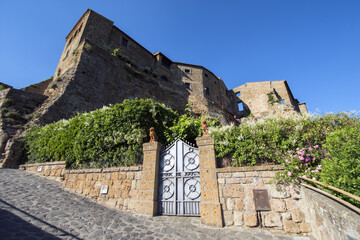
0,9,306,168
232,80,307,118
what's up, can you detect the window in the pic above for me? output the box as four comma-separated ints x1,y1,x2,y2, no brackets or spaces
204,73,208,78
184,82,191,90
63,49,71,61
217,96,219,100
184,68,191,74
121,38,128,47
161,57,172,69
215,81,217,85
204,87,210,95
160,76,168,82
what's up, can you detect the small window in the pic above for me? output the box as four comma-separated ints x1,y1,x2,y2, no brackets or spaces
204,87,210,95
63,49,71,61
184,68,191,74
217,96,219,100
204,73,208,78
121,38,128,47
160,76,168,82
215,81,217,85
184,82,191,90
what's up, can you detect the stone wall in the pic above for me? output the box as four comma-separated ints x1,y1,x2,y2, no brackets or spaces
300,185,360,240
19,161,66,182
217,165,311,236
62,166,141,212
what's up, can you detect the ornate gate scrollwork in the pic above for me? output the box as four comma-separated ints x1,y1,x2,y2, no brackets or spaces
158,139,200,216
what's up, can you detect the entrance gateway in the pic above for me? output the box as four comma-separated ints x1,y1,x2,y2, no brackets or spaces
158,139,201,216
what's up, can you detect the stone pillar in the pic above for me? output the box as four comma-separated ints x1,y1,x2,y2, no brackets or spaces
137,141,162,216
196,135,224,227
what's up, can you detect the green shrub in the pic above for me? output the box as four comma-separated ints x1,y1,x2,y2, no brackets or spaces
0,84,5,91
320,122,360,205
24,99,179,169
102,45,114,53
50,83,57,89
267,92,279,105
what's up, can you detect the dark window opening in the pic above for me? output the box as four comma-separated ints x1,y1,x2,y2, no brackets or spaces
215,81,217,85
184,82,191,90
204,73,208,78
217,96,219,100
121,38,129,47
63,49,71,61
161,57,172,69
204,87,210,95
184,68,191,74
160,76,168,82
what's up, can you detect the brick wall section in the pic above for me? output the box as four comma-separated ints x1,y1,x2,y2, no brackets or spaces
19,161,66,182
62,166,141,211
217,165,311,236
196,135,224,227
137,141,162,216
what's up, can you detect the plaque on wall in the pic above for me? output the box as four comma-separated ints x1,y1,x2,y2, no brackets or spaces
37,166,43,172
100,185,109,194
253,189,271,211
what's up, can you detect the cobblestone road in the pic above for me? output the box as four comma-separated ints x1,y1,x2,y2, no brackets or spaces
0,169,310,240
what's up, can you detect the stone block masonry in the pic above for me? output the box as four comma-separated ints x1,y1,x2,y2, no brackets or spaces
217,165,311,236
19,161,66,182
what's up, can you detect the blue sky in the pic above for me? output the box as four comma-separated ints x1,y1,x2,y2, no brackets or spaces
0,0,359,114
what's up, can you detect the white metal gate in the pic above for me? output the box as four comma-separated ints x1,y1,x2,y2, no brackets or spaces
158,139,200,216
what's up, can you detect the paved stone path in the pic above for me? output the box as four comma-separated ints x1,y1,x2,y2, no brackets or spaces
0,169,310,240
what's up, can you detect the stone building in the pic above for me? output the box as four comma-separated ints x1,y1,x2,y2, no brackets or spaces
0,9,306,167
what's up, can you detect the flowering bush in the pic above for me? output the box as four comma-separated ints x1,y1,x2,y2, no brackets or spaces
274,145,324,188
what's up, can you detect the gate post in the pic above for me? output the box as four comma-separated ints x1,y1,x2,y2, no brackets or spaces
196,135,224,227
138,141,162,216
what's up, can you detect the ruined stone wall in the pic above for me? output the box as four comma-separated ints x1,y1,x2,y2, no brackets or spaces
298,103,308,115
22,78,53,95
233,80,304,118
0,88,47,166
217,166,312,236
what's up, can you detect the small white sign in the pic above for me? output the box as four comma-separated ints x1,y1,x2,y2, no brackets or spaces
100,185,109,194
37,166,43,172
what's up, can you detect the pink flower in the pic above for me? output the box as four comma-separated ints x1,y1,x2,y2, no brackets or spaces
296,147,300,151
295,166,299,170
312,177,317,181
289,185,294,189
308,147,313,151
301,175,307,179
288,171,292,176
273,159,276,162
306,154,310,157
308,168,311,171
314,145,319,149
312,157,316,162
305,157,310,162
305,163,308,166
299,156,304,161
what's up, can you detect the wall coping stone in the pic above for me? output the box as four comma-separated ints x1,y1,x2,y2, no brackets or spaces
65,165,142,174
20,161,66,168
216,165,285,173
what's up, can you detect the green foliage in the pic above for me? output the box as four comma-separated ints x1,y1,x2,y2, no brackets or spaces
84,44,92,53
54,77,62,82
210,113,358,167
320,121,360,205
24,99,179,169
267,91,279,105
165,111,218,144
102,45,114,53
50,83,57,89
0,84,5,90
4,110,20,119
2,98,13,107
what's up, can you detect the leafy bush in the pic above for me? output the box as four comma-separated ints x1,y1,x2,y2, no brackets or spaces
25,99,179,169
0,84,5,90
2,98,13,107
84,44,92,53
320,122,360,205
4,110,20,119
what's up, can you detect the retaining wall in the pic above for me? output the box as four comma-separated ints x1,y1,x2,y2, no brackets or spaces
217,165,311,235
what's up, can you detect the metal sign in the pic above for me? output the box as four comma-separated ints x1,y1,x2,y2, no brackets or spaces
100,185,108,194
253,189,271,211
158,139,200,216
37,166,43,172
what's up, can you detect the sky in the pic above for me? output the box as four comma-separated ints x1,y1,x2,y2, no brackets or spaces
0,0,359,114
